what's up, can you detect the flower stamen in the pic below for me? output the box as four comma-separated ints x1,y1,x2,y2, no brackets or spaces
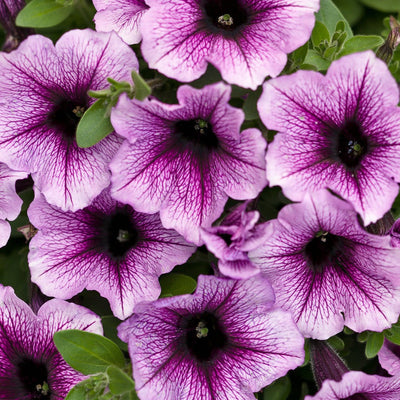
218,14,233,26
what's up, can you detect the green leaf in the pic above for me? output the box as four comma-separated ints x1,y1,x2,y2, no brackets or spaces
107,366,136,395
262,376,291,400
338,35,384,57
76,99,114,148
65,382,88,400
311,21,331,47
53,330,125,374
16,0,74,28
131,71,151,101
358,0,400,12
365,331,385,358
303,49,331,71
243,87,262,121
332,0,364,26
386,325,400,345
316,0,353,38
357,330,370,343
289,42,309,66
327,335,345,351
159,273,197,298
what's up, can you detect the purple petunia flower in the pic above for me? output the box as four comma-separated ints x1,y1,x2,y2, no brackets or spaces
110,83,267,245
28,188,196,320
140,0,319,89
258,51,400,225
200,201,267,279
305,371,400,399
0,29,138,212
378,339,400,376
250,190,400,339
0,285,103,399
0,0,33,52
118,275,304,400
93,0,149,44
0,163,26,247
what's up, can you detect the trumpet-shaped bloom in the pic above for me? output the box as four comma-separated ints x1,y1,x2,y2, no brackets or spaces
200,201,267,278
0,285,103,399
110,83,267,244
259,51,400,225
0,29,138,212
250,190,400,339
0,163,26,247
140,0,319,89
93,0,148,44
28,188,196,320
305,371,400,400
118,275,304,400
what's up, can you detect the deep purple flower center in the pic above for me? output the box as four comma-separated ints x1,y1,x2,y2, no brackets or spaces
333,120,369,169
219,233,233,247
16,357,50,400
174,119,219,150
202,0,248,32
100,207,139,259
304,231,342,272
46,96,87,142
184,312,228,362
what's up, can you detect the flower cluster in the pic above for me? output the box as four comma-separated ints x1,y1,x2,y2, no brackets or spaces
0,0,400,399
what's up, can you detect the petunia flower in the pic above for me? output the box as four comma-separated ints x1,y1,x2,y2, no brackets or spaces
305,371,400,400
110,82,267,245
200,201,267,279
390,219,400,248
28,188,196,320
0,163,27,247
258,51,400,225
378,339,400,376
0,0,33,52
0,29,138,212
140,0,319,89
250,190,400,339
118,275,305,400
0,284,103,399
93,0,149,44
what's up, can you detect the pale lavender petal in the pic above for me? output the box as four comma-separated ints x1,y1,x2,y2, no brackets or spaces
378,339,400,376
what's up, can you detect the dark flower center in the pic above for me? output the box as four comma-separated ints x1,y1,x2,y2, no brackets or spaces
46,97,87,142
100,208,139,259
334,120,369,169
304,231,342,272
202,0,248,31
219,233,233,247
174,119,219,150
17,358,50,400
184,312,228,362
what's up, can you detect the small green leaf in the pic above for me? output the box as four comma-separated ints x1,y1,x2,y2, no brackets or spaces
343,326,355,335
76,99,114,148
303,49,331,71
316,0,353,38
357,330,370,343
65,381,88,400
327,335,345,351
53,330,125,375
386,325,400,345
131,71,151,101
107,366,136,395
262,376,291,400
289,42,309,66
243,87,262,121
16,0,74,28
159,273,197,298
365,331,385,358
338,35,384,57
311,21,331,47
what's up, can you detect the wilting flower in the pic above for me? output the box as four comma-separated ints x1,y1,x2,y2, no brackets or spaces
140,0,319,89
118,275,304,400
93,0,149,44
250,190,400,339
0,0,33,52
0,29,138,212
259,51,400,225
200,201,267,278
0,163,26,247
0,285,103,399
305,371,400,399
28,188,196,320
110,83,267,244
